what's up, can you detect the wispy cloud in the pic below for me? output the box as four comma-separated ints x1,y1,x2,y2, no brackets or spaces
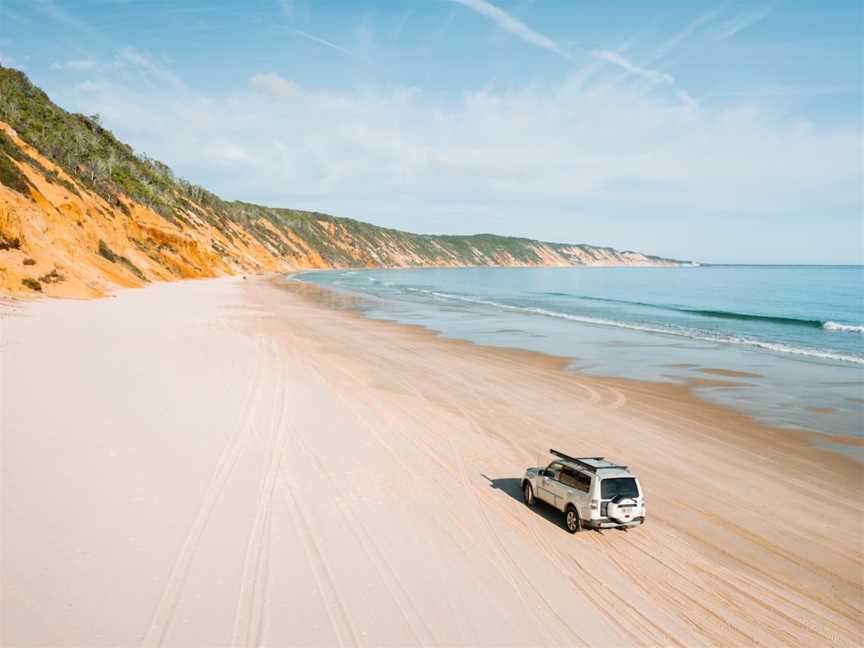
249,73,302,98
390,9,416,42
116,47,186,91
451,0,573,61
653,8,721,59
32,0,93,33
45,51,184,87
714,4,773,40
708,85,860,98
590,49,694,105
67,68,858,214
51,59,98,71
278,0,295,19
591,50,673,85
292,29,356,58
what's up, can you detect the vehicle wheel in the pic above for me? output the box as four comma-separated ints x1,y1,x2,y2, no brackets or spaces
564,506,581,534
523,482,535,507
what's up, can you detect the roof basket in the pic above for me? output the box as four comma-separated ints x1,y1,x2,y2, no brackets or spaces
550,449,628,473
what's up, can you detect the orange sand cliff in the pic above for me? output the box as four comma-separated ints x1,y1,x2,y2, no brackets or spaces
0,122,297,298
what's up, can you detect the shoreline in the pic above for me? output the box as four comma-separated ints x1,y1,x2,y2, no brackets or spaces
3,275,862,646
292,267,864,368
284,272,864,462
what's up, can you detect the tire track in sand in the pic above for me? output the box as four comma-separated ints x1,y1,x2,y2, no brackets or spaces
231,346,294,648
482,492,690,648
142,336,268,647
274,349,480,644
275,474,361,648
296,438,437,647
260,332,361,648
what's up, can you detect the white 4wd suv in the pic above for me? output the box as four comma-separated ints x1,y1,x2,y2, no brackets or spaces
522,449,645,533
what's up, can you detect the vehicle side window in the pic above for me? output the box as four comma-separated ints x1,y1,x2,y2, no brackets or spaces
546,462,563,480
561,469,591,492
559,468,579,488
576,472,591,493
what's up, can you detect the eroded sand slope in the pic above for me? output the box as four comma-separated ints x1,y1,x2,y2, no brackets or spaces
2,277,861,646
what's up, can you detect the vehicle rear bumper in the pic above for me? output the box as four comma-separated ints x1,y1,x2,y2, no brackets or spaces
585,516,644,529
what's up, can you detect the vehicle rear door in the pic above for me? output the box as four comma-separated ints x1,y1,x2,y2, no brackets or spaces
559,467,591,517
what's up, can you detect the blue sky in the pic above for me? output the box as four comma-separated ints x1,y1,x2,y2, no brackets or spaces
1,0,861,263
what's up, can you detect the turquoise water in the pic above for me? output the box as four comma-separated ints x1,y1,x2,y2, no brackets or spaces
296,266,864,440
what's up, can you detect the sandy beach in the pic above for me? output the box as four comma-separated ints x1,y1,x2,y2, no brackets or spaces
2,275,862,647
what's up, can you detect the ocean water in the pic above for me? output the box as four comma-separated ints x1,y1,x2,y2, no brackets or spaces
295,266,864,442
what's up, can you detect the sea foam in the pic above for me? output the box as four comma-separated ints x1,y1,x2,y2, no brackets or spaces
823,321,864,334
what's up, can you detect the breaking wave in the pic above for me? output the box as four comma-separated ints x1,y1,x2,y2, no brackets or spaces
544,293,859,331
424,291,864,365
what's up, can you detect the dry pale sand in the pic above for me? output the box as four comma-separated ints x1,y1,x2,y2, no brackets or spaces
2,276,862,647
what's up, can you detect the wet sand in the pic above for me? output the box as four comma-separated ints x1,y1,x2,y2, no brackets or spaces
696,367,764,379
2,275,862,646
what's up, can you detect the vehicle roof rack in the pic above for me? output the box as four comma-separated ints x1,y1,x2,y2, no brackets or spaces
550,449,628,473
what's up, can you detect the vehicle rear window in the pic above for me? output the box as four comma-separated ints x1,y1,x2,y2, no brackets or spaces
601,478,639,499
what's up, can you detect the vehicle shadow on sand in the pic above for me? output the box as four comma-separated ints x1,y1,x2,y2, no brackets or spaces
482,475,576,532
